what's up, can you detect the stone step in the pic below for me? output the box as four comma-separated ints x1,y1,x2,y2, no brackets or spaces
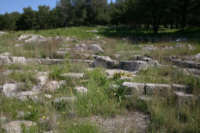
122,82,188,96
168,57,200,69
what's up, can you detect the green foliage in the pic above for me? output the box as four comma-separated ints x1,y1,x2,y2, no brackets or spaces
148,97,200,133
75,68,120,116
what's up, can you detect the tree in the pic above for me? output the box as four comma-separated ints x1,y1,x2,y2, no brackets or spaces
36,6,51,29
0,12,20,30
16,7,37,30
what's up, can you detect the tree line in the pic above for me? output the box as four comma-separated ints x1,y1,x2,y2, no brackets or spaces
0,0,199,33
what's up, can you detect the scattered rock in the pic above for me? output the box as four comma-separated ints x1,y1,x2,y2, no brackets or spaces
44,81,65,92
55,50,68,57
0,52,11,56
16,91,40,101
0,116,7,124
18,34,48,43
36,72,49,86
61,73,84,79
0,85,3,92
16,111,26,118
75,44,88,52
11,57,27,64
88,44,104,54
142,45,157,51
186,68,200,76
0,31,7,36
74,86,88,93
43,131,54,133
44,94,52,99
93,55,118,69
0,56,27,65
86,30,98,33
195,53,200,60
2,120,36,133
176,38,187,42
53,96,76,104
3,83,21,97
106,69,135,79
15,44,24,47
32,58,65,65
0,56,12,65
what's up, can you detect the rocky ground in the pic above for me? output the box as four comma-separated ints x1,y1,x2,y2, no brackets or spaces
0,29,200,133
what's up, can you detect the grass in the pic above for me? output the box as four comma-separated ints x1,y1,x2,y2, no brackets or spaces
147,96,200,133
19,26,102,40
59,122,100,133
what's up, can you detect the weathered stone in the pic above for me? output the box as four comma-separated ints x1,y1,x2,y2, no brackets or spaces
43,131,54,133
74,86,88,93
0,31,7,36
2,120,36,133
18,34,48,43
44,94,52,99
172,84,188,92
75,44,87,52
11,57,27,64
0,116,7,124
44,81,65,92
16,91,40,101
55,51,68,57
187,68,200,76
3,83,20,97
36,72,49,86
142,45,157,51
119,56,159,72
122,82,145,95
174,91,196,105
144,83,171,95
58,48,71,51
105,69,135,79
61,73,84,79
0,56,27,65
119,60,148,71
0,52,11,56
15,44,24,47
0,85,3,92
138,96,152,102
88,44,104,54
122,82,187,96
195,53,200,60
0,56,11,65
93,55,118,68
18,34,31,41
168,57,200,69
86,30,98,33
176,38,187,42
53,96,76,104
34,58,65,65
